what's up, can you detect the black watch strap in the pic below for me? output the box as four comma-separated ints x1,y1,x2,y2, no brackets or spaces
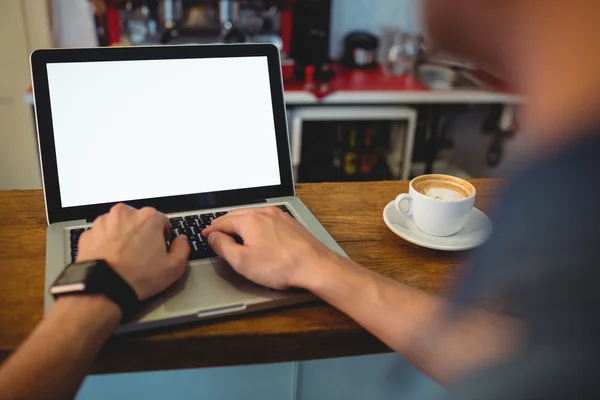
86,260,140,320
53,260,140,321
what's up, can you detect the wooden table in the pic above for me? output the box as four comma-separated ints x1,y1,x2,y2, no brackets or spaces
0,180,498,374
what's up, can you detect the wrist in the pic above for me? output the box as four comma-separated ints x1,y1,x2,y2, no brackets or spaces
56,259,140,319
293,250,351,293
53,294,122,329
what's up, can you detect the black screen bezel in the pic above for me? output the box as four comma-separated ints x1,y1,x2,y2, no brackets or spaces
30,44,294,224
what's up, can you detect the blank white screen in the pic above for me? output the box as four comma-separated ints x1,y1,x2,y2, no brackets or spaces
46,56,281,208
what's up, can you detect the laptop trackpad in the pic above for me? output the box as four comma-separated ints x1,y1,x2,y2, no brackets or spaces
163,259,275,313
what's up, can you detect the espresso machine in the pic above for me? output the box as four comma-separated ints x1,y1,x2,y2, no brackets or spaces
289,0,332,81
115,0,331,83
154,0,283,47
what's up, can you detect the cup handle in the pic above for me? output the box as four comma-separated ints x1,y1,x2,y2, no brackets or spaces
395,193,413,219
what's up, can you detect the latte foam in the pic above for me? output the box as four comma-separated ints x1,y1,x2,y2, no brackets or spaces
422,187,467,200
412,175,474,201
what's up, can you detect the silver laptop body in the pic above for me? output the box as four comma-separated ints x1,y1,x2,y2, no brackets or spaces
31,44,346,333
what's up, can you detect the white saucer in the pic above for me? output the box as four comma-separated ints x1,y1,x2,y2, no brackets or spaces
383,201,493,251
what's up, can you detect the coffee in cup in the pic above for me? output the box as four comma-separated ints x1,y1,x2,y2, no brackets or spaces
395,174,476,237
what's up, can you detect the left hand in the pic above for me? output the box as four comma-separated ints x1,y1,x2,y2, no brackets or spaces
76,204,190,300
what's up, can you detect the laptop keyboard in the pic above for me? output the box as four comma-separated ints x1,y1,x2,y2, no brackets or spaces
69,228,89,263
69,205,294,263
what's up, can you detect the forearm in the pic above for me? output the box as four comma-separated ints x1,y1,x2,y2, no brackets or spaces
0,295,120,399
304,255,522,384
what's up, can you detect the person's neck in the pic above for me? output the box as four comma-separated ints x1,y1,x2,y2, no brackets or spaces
515,3,600,148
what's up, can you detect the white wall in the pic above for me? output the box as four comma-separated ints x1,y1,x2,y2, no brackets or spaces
329,0,420,59
0,1,50,190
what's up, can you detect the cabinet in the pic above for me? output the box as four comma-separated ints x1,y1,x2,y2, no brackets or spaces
288,106,417,183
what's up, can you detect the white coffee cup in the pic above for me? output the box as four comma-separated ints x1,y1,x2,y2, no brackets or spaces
395,174,476,237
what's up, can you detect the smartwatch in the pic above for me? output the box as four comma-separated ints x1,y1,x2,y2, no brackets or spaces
49,260,140,320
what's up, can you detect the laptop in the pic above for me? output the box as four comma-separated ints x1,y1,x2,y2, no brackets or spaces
30,44,346,333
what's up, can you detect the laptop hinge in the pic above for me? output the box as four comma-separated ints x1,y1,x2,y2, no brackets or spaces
85,198,268,223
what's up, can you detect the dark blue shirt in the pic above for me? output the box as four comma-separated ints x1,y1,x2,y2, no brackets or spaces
448,132,600,399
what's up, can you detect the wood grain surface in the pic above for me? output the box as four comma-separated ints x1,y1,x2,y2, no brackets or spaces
0,180,499,373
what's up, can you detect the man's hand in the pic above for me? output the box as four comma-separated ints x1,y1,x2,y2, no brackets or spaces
77,203,190,300
0,203,192,399
202,206,338,290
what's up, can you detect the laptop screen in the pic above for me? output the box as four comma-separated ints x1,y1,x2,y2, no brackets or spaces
46,56,281,208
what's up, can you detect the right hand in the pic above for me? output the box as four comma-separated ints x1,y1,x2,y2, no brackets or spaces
202,207,338,290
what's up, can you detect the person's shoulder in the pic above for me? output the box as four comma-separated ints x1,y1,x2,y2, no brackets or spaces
496,131,600,225
511,132,600,196
454,131,600,306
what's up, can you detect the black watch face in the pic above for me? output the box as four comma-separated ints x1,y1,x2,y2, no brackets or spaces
50,261,96,294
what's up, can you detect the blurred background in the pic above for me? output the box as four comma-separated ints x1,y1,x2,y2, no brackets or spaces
2,0,532,192
0,1,531,398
